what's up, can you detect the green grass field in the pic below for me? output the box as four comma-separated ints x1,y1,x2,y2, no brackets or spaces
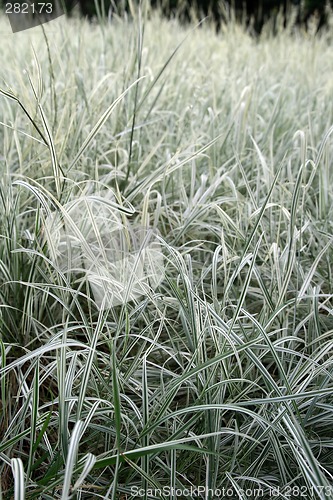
1,5,333,499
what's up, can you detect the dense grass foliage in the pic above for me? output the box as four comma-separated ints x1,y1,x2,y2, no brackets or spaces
1,8,333,499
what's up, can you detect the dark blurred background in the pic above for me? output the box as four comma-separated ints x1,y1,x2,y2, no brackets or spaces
1,0,332,33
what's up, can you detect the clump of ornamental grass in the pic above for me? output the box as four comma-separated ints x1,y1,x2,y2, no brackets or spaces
1,4,333,499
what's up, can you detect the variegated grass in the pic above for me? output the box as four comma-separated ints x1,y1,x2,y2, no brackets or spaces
0,4,333,499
